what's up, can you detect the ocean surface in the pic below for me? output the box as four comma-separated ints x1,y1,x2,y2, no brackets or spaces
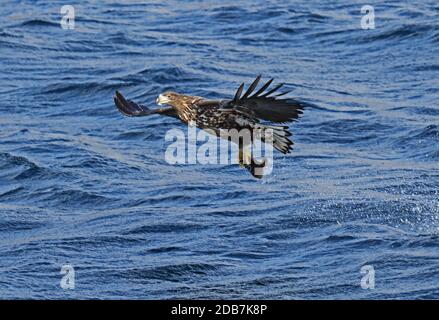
0,0,438,299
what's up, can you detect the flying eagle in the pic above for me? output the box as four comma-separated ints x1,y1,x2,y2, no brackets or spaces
114,75,308,178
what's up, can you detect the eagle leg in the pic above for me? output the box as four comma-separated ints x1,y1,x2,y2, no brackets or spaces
238,148,252,167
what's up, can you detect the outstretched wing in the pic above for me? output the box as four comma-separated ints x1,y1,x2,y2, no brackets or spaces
114,91,178,118
225,75,309,123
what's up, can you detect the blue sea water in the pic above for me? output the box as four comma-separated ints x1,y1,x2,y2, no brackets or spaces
0,0,438,299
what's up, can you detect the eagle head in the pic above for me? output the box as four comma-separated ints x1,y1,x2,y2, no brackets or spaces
156,92,181,106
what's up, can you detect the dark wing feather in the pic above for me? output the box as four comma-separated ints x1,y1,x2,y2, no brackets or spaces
233,83,244,102
241,74,261,99
249,78,273,98
228,77,309,123
261,83,284,97
114,91,178,118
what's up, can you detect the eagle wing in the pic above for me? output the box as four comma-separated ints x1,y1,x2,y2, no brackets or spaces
114,91,179,118
224,75,308,123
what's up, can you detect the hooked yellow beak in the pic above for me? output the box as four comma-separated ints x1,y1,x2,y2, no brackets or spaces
156,94,170,105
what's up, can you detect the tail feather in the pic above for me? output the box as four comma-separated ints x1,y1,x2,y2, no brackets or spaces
260,125,293,154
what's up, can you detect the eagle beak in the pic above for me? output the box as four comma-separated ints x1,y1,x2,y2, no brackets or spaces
156,94,169,106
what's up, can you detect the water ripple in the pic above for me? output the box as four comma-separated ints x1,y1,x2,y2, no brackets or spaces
0,0,437,300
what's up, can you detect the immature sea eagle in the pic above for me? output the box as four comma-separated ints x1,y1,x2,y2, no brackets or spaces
114,75,308,178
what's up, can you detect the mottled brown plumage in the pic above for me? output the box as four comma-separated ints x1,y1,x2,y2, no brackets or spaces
114,76,310,178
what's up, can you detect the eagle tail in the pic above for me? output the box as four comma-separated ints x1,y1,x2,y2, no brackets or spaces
260,125,293,154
